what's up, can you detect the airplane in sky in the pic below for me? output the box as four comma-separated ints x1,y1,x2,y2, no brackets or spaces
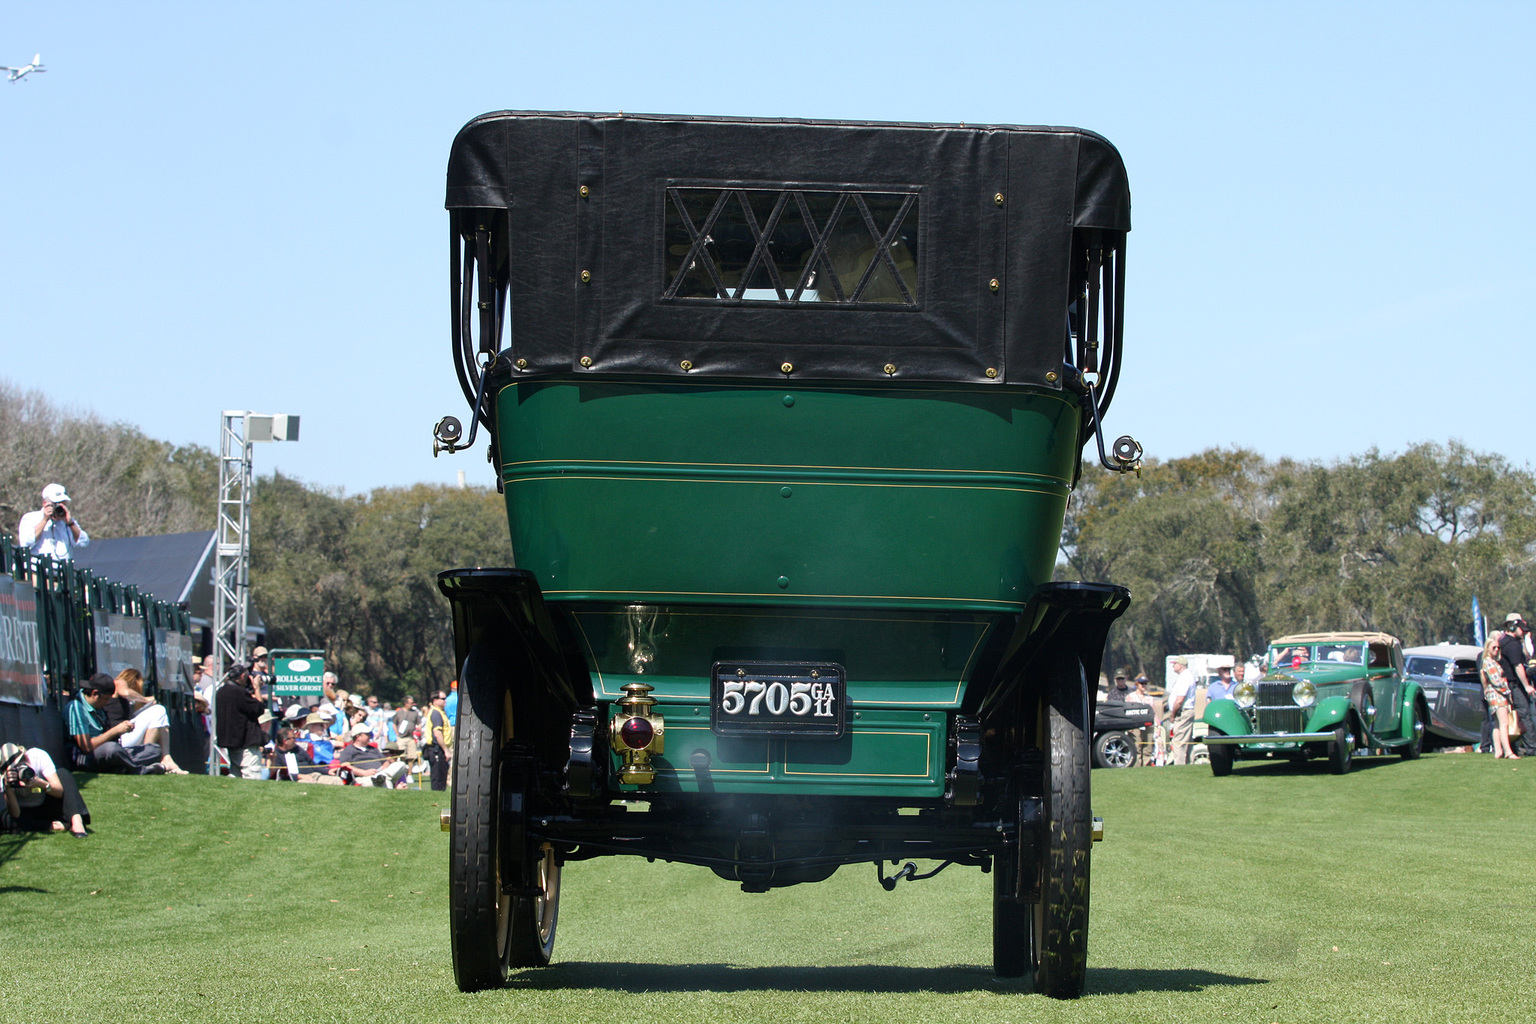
2,54,45,83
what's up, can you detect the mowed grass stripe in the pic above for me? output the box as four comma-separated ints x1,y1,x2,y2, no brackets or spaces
1,755,1532,1023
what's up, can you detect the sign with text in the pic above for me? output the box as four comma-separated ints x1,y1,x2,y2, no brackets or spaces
153,628,194,693
93,610,147,680
0,575,44,706
273,654,325,697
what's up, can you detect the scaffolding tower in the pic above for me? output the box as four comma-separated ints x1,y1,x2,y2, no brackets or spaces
212,411,298,687
212,412,253,687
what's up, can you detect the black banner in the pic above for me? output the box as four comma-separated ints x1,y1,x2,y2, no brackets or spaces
0,575,45,705
93,609,147,680
153,628,193,693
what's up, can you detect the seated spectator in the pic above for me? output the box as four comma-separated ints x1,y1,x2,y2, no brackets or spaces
329,728,409,788
265,727,323,781
66,674,166,774
338,704,369,743
328,690,353,737
1,742,90,837
301,712,337,766
102,669,190,774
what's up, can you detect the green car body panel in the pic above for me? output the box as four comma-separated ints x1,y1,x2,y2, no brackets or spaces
494,377,1081,796
494,378,1078,611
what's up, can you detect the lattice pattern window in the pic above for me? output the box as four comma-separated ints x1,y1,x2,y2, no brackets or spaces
663,186,919,306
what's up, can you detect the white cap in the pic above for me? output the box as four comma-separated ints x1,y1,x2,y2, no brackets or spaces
41,483,70,503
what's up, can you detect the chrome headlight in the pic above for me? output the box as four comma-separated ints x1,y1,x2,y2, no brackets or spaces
1233,682,1256,708
1292,680,1317,708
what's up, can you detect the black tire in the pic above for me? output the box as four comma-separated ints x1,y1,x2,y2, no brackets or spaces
1328,725,1354,775
450,642,561,992
1092,730,1138,769
992,657,1091,998
1400,701,1425,760
1207,734,1233,777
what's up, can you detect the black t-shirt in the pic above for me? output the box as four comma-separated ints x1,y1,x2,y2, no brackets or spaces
1499,634,1529,687
101,695,135,729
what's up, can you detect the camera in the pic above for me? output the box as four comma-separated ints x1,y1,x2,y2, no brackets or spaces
51,503,67,520
2,764,34,789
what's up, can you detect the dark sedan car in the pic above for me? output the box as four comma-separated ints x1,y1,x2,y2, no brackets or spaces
1403,644,1484,746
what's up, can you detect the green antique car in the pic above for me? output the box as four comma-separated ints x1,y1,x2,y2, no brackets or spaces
1202,631,1430,776
429,111,1142,996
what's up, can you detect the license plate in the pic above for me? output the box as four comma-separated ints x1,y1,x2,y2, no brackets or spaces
711,661,845,738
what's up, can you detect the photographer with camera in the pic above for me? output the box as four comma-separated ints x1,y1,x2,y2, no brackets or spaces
215,660,268,779
16,482,90,562
2,742,90,838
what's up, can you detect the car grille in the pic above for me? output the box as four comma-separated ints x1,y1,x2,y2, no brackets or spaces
1253,682,1304,733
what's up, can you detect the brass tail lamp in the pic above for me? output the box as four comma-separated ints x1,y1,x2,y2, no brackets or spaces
610,680,665,784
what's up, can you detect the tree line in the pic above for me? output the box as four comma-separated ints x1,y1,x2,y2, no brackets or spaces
8,380,1532,695
1062,442,1536,676
0,381,510,701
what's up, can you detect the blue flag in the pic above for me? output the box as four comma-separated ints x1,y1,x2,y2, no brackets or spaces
1472,595,1486,647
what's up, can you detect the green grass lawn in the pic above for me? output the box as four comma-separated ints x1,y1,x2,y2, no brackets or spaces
3,753,1532,1023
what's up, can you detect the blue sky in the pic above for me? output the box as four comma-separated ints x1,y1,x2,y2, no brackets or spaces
3,1,1532,494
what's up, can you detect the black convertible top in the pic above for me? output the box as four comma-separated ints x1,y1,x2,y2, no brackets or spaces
445,110,1130,387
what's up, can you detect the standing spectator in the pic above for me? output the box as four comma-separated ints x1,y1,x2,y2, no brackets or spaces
1167,657,1198,765
1206,665,1235,702
1104,673,1131,704
15,483,90,561
1127,674,1156,710
444,681,459,730
364,695,395,744
423,690,451,791
2,742,90,837
394,696,423,753
319,672,341,716
215,663,267,779
190,656,212,701
1482,628,1518,759
1498,617,1536,757
1126,674,1158,764
66,675,166,774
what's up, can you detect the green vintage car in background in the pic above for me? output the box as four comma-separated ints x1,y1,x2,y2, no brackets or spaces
429,110,1143,997
1201,632,1429,775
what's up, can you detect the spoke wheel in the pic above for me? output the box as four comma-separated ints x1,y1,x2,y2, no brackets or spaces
1328,725,1354,775
450,643,562,992
993,656,1091,998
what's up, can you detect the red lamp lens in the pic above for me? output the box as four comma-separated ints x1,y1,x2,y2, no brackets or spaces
619,717,654,750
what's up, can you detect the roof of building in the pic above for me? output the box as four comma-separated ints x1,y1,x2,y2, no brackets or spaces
72,530,214,605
